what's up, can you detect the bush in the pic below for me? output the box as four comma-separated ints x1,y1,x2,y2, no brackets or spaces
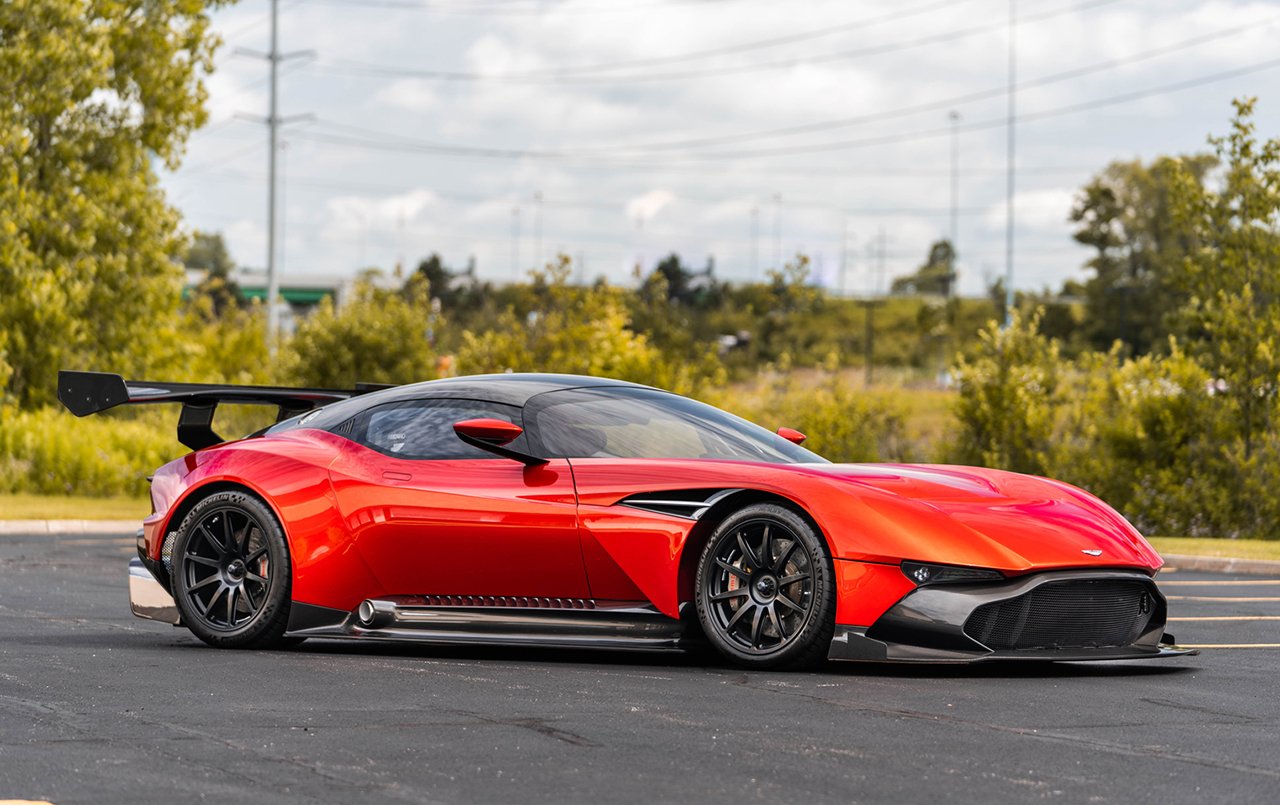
711,358,912,463
947,310,1061,475
0,406,176,497
458,256,724,396
284,279,441,388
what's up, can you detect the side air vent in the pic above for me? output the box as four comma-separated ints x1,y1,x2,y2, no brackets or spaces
619,488,742,519
397,595,596,609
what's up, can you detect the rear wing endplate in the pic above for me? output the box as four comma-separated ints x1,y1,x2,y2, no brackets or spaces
58,370,390,451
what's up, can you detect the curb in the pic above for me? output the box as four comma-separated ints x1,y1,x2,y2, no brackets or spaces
0,520,140,535
1162,553,1280,576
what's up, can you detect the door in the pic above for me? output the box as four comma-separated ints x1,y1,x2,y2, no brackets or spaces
327,398,589,598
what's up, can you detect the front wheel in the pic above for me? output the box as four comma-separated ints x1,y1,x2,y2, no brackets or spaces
171,490,294,649
695,503,835,670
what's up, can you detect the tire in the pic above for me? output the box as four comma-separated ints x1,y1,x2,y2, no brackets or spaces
171,490,294,649
695,502,835,670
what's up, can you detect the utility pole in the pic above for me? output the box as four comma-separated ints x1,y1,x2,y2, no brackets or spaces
236,0,313,353
860,227,887,389
635,212,645,274
749,206,759,282
948,110,960,300
510,207,521,282
1004,0,1017,327
266,0,280,350
533,190,543,270
772,192,783,270
839,216,851,297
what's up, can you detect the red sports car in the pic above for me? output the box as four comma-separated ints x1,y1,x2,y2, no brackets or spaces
60,370,1193,669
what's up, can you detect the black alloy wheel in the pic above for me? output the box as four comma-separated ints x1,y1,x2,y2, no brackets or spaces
172,491,295,649
695,502,835,669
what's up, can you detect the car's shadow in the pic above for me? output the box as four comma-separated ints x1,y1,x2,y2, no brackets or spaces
253,636,1200,679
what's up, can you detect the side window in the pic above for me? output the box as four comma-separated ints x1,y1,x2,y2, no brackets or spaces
353,399,521,460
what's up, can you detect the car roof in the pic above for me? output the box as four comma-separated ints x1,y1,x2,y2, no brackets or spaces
364,373,655,407
280,373,659,434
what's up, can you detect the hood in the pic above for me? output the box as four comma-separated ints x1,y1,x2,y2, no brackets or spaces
806,463,1161,574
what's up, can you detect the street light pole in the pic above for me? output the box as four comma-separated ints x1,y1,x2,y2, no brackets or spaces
1004,0,1017,327
949,110,960,300
266,0,280,353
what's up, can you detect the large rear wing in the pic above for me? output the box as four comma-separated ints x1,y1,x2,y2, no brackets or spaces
58,370,390,451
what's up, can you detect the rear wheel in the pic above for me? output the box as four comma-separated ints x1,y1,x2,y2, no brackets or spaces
695,503,835,670
171,491,294,649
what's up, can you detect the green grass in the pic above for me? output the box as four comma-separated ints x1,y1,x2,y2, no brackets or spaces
0,493,148,520
1149,536,1280,562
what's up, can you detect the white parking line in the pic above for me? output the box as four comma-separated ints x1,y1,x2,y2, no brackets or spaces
1166,596,1280,602
1161,579,1280,586
1169,615,1280,621
1180,643,1280,649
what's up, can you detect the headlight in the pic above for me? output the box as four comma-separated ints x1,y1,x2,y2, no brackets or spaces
901,561,1004,585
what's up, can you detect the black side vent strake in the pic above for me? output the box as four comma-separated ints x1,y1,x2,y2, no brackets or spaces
618,488,742,519
964,579,1156,651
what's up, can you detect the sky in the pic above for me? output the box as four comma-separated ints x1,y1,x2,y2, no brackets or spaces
163,0,1280,297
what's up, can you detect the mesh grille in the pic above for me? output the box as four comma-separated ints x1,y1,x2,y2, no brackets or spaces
161,531,177,574
964,579,1155,651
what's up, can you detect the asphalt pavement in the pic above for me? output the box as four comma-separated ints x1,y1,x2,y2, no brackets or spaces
2,528,1279,804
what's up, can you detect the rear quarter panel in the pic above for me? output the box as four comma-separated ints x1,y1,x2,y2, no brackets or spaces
144,429,379,610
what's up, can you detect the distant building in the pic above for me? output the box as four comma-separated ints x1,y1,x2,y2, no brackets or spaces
183,267,401,335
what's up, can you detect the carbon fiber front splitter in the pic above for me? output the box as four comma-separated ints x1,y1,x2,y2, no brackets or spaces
827,568,1200,663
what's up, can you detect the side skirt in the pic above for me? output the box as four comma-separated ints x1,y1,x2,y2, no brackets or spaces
286,598,698,653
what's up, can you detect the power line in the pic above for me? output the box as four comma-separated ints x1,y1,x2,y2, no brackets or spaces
318,0,963,79
316,0,1122,84
290,55,1280,163
311,0,748,17
554,16,1278,153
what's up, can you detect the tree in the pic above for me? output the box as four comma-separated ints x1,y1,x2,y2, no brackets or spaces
890,240,957,296
0,0,227,407
640,253,725,309
285,280,440,388
184,231,242,318
948,310,1062,476
1164,98,1280,534
459,255,722,395
1070,154,1216,354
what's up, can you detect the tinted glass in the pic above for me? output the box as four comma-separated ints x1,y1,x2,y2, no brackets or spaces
354,399,521,459
529,388,826,464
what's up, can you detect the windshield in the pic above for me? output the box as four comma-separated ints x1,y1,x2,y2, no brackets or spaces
527,387,827,464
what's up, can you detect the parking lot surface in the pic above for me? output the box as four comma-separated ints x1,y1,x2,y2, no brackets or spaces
2,528,1279,804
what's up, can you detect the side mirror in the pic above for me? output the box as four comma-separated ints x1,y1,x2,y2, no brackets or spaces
453,419,547,467
453,418,523,446
777,427,807,445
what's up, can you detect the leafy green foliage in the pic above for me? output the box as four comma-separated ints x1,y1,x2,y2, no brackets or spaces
285,280,441,388
948,310,1062,475
0,405,175,496
1070,154,1215,354
458,256,723,395
890,240,957,296
713,358,911,463
184,231,243,318
0,0,228,407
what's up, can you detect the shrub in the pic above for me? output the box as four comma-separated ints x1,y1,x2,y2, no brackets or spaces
711,358,912,463
0,406,176,497
947,310,1061,475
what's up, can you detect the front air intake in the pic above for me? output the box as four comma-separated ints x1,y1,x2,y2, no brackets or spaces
964,579,1155,651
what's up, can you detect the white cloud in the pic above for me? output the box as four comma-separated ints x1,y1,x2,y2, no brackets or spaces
625,189,676,222
162,0,1280,290
984,188,1078,234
